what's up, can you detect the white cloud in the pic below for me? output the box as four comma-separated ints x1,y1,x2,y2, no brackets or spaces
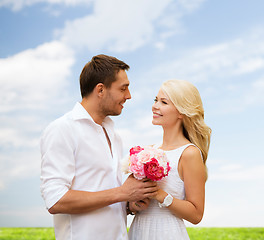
0,0,205,15
0,0,93,11
55,0,207,52
131,27,264,115
233,58,264,75
0,128,38,148
244,78,264,106
0,148,40,189
195,199,264,227
178,0,206,12
209,164,264,181
1,0,206,52
57,0,173,52
0,40,75,189
210,76,264,114
0,206,53,227
142,29,264,84
0,40,75,112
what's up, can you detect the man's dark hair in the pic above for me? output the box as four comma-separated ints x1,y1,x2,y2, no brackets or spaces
80,54,130,98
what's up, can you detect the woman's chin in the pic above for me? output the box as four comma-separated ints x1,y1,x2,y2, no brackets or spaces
152,120,160,126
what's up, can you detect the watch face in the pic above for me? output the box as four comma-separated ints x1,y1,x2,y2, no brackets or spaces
158,194,173,208
164,194,173,206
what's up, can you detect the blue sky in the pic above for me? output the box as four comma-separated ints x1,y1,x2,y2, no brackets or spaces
0,0,264,227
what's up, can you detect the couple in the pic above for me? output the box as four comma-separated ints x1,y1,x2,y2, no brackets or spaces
40,54,211,240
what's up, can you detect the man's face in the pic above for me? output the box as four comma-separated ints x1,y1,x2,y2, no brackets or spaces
100,70,131,116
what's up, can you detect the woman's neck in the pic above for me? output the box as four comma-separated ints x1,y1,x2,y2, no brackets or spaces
161,125,189,150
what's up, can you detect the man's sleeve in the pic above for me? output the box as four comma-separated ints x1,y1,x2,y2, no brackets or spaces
40,121,75,210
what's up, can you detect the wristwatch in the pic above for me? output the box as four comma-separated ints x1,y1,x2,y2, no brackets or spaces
158,193,173,208
126,202,137,215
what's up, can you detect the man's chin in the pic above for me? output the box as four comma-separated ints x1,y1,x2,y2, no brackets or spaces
109,110,122,117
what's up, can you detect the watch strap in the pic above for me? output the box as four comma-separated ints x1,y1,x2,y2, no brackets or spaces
158,193,173,208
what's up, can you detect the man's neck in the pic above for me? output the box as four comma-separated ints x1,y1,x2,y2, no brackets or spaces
80,98,105,125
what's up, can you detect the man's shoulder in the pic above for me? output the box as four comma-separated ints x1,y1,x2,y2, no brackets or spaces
44,109,75,133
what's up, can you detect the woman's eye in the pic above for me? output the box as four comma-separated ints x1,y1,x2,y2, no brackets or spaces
162,101,168,104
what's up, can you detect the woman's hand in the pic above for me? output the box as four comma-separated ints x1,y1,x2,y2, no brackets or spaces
151,188,170,204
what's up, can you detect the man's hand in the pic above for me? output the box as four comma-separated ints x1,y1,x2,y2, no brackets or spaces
120,174,158,202
129,198,151,213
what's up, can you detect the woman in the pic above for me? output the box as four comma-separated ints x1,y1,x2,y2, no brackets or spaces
128,79,212,240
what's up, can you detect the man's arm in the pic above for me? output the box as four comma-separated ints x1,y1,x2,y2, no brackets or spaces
48,175,158,214
41,121,158,215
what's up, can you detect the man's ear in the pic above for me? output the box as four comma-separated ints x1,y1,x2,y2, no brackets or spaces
95,83,105,97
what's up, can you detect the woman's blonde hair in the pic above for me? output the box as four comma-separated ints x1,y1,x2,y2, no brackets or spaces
161,80,212,167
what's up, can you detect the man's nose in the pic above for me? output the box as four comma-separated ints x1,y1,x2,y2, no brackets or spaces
126,89,131,99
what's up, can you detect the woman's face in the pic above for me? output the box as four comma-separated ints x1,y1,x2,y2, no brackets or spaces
152,89,182,127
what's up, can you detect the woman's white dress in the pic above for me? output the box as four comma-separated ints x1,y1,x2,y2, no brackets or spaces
128,144,195,240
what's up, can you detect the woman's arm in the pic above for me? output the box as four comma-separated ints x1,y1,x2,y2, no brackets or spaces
154,145,206,224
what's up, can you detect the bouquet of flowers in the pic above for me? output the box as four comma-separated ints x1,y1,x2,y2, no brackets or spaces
122,146,171,181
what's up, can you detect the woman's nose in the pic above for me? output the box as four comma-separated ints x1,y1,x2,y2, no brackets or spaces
152,102,159,110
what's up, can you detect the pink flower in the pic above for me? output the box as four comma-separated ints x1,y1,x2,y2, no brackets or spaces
137,150,153,164
128,155,145,180
144,158,166,181
122,145,170,181
129,146,144,155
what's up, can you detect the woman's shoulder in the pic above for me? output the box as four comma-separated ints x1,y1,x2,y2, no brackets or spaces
181,144,203,163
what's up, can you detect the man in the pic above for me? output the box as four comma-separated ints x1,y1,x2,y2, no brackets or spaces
40,54,157,240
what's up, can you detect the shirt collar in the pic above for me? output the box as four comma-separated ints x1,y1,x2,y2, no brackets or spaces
72,102,114,129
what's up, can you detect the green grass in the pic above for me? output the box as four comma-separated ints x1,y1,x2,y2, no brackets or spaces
0,227,263,239
0,228,55,240
187,228,264,240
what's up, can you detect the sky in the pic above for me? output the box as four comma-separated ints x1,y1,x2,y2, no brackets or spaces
0,0,264,228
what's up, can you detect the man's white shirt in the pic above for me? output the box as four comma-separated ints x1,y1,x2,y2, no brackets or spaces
40,102,128,240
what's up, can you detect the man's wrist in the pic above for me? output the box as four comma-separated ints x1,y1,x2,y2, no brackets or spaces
126,202,136,215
